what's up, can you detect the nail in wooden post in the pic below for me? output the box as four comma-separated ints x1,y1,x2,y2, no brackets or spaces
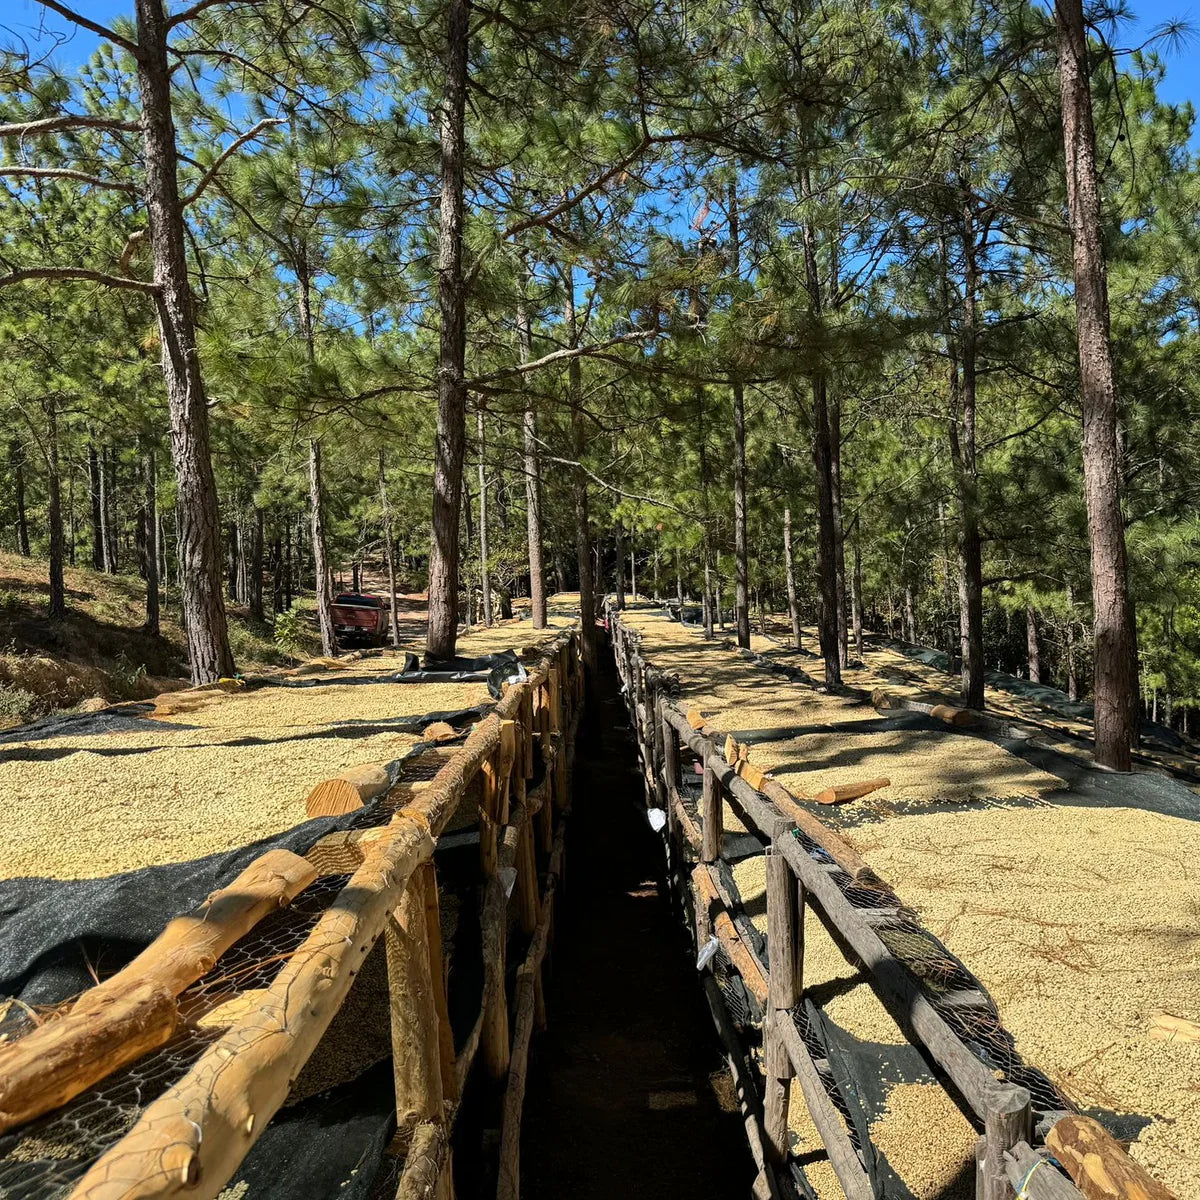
701,746,722,863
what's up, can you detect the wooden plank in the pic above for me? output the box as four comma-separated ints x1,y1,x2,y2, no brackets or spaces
496,967,538,1200
0,849,317,1135
1003,1142,1085,1200
691,864,768,1009
775,1016,873,1200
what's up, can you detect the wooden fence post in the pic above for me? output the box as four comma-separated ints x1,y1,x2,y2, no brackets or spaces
701,745,722,863
386,864,445,1144
980,1083,1032,1200
764,832,802,1166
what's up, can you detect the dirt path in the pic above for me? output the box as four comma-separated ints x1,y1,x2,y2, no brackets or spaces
521,646,755,1198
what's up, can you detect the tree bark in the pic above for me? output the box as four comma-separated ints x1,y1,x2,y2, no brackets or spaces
309,438,337,657
11,442,30,557
851,531,864,662
615,523,626,610
565,277,597,673
783,506,801,649
142,447,159,634
379,451,401,646
729,184,752,650
425,0,470,662
98,446,114,573
44,401,64,619
943,226,986,709
88,438,103,569
829,383,848,669
1026,606,1041,683
476,407,493,626
904,580,916,643
134,0,233,681
517,295,547,628
248,504,264,624
1056,0,1137,769
800,175,841,688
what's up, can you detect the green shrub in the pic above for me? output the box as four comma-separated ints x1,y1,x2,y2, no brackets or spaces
0,685,40,727
0,590,21,615
110,653,148,696
273,606,307,656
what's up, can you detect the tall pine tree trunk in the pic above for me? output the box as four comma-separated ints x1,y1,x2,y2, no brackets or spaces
800,179,841,688
565,279,597,673
729,185,752,650
615,523,626,610
517,296,547,627
476,407,493,626
44,400,64,619
944,225,986,709
11,442,30,557
784,506,802,649
248,505,264,624
99,447,114,573
1026,606,1041,683
309,438,337,656
829,385,848,669
135,0,232,681
852,531,865,661
142,447,159,634
88,438,103,569
1056,0,1137,769
380,450,401,646
426,0,470,662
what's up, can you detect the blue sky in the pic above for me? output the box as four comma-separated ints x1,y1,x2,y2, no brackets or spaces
8,0,1199,129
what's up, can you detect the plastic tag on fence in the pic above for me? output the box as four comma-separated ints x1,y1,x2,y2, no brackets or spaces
696,937,719,971
647,808,667,833
499,866,518,898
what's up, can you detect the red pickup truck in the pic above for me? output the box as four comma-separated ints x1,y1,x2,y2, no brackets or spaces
330,592,390,646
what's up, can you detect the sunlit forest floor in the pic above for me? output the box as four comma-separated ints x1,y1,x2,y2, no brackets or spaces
622,601,1200,1194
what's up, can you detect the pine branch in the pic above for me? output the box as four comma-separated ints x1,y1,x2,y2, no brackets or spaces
0,166,136,192
0,267,158,294
181,118,285,206
34,0,140,56
0,114,141,138
468,330,659,384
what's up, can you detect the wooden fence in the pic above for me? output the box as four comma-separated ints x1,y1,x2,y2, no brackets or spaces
0,630,583,1200
608,609,1173,1200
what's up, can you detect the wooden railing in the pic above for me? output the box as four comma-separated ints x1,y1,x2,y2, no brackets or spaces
0,630,583,1200
607,610,1105,1200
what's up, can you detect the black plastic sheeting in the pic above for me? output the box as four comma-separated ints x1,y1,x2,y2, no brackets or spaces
252,649,527,702
222,1060,397,1200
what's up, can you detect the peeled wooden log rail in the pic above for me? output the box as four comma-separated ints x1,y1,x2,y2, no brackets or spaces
0,630,584,1200
607,611,1179,1200
0,849,319,1134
